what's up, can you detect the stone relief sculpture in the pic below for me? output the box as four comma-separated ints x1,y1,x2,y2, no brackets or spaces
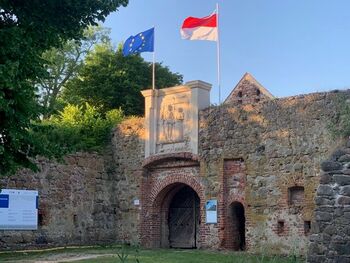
161,104,176,142
176,107,184,141
159,96,188,144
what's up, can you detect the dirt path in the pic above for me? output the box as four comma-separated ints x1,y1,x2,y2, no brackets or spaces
9,253,115,263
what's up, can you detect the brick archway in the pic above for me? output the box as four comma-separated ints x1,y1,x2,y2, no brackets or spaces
225,201,246,250
150,175,204,207
140,173,205,248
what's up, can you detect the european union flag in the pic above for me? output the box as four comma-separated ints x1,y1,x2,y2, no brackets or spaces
123,27,154,56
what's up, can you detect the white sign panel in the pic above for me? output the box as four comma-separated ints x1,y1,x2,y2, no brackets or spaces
206,199,218,224
0,189,38,230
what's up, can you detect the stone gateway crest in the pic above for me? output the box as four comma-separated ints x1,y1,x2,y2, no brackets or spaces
157,95,190,154
141,81,211,157
159,97,186,143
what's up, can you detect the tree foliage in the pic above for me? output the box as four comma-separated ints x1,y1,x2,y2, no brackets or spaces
328,93,350,138
63,43,183,115
30,104,124,157
0,0,128,175
38,26,111,117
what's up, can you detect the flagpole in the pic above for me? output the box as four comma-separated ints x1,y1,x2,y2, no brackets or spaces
152,52,155,90
152,26,156,90
151,26,156,153
216,3,221,104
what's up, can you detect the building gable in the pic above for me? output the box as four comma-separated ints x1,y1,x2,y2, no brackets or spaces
224,73,274,105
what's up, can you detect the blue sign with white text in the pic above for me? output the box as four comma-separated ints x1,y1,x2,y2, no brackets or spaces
0,194,9,208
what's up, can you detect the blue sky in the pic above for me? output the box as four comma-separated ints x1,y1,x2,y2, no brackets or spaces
104,0,350,104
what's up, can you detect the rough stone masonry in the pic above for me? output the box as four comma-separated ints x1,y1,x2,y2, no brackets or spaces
0,73,349,260
308,142,350,262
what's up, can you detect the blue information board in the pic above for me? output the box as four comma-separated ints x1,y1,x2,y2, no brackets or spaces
0,189,38,230
206,199,218,224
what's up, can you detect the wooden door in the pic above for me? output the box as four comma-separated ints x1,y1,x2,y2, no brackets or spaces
168,186,199,248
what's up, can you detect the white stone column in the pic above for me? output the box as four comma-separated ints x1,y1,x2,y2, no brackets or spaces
186,81,212,155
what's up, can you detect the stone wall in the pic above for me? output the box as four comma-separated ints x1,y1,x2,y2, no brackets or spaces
111,117,145,245
112,90,345,254
0,90,347,254
198,91,342,254
308,142,350,262
0,116,145,250
0,152,120,249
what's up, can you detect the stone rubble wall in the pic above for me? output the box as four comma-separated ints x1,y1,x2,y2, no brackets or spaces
111,117,145,245
308,142,350,263
113,91,346,253
0,152,121,249
0,90,348,253
198,91,343,254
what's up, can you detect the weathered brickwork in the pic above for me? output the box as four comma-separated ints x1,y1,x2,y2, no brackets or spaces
112,89,344,254
219,160,246,250
1,78,348,256
0,152,120,249
111,117,145,245
224,73,274,105
140,159,205,248
308,142,350,262
197,92,343,254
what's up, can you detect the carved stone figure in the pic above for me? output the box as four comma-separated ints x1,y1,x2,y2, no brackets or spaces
161,104,176,142
176,107,184,141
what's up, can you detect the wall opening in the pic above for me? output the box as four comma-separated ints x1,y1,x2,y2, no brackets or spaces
228,202,246,251
277,220,285,235
168,185,200,248
38,212,44,226
143,174,204,249
73,214,78,227
38,209,47,226
304,221,311,235
288,186,304,206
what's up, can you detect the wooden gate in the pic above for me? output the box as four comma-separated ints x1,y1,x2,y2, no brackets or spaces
168,186,200,248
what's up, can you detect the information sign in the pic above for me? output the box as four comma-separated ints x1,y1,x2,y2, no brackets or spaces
0,189,38,230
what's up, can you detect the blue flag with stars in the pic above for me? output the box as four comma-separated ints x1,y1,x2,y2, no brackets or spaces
123,27,154,56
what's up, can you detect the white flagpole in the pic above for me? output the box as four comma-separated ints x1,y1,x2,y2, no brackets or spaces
152,52,155,90
151,26,156,154
216,3,221,104
152,26,156,90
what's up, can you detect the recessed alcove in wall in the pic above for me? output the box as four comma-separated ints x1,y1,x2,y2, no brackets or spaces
304,221,311,235
288,186,304,206
277,220,285,235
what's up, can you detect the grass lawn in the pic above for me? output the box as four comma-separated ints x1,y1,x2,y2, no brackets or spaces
0,245,303,263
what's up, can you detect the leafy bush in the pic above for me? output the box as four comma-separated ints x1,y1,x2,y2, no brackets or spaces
328,94,350,138
30,103,124,158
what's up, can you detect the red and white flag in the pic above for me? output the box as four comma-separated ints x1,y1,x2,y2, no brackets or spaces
180,11,218,41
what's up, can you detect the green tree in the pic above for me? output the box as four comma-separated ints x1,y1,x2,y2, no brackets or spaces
0,0,128,175
62,43,183,116
31,104,124,157
38,26,111,118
